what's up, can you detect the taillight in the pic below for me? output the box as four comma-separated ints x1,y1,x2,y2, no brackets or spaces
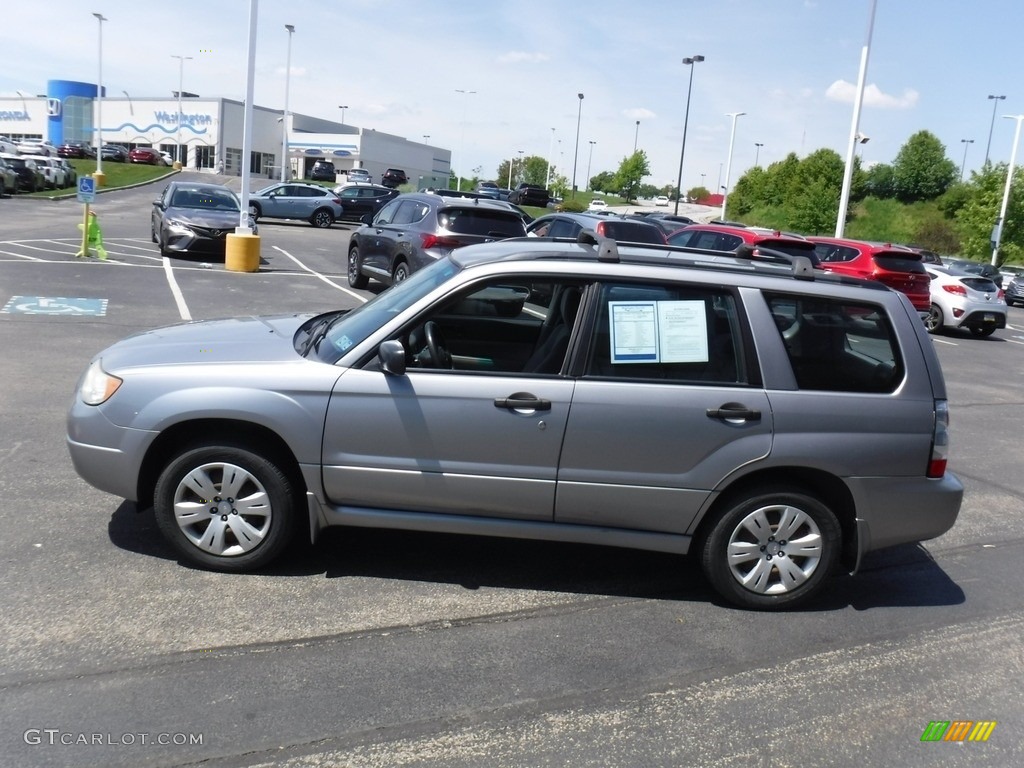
928,399,950,478
420,233,462,250
998,289,1006,300
942,284,967,297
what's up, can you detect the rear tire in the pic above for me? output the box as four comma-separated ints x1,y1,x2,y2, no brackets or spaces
699,486,840,610
924,304,943,334
248,203,261,223
310,208,334,228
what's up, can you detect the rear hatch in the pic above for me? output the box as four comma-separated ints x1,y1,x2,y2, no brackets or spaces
872,250,931,311
432,206,528,251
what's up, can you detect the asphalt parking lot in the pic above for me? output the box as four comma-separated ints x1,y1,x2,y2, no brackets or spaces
1,176,1023,767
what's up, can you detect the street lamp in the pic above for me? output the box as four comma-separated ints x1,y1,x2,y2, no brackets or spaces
571,92,584,199
856,132,870,159
455,88,476,191
338,104,347,124
278,25,294,182
546,127,555,188
754,142,764,166
720,111,746,220
991,115,1024,267
673,55,704,215
92,12,107,184
171,53,193,168
423,134,430,143
122,90,133,115
633,120,640,153
586,140,596,191
985,95,1007,166
960,138,974,181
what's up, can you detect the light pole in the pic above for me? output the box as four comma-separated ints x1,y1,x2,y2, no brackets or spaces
338,104,347,124
586,140,596,191
835,0,877,237
278,25,294,182
571,92,584,200
122,90,133,115
517,149,524,187
171,53,193,168
754,142,764,166
92,12,107,184
455,89,476,191
720,111,746,220
546,127,555,188
423,134,430,143
856,132,870,159
991,115,1024,267
633,120,640,153
985,95,1007,166
959,138,974,181
673,55,704,215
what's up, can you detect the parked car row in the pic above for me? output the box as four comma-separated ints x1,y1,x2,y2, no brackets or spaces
0,153,77,193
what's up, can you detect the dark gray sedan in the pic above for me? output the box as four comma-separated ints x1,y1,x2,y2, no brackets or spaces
151,181,255,258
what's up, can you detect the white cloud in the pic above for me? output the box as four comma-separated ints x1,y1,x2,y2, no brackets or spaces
496,51,550,64
624,108,656,120
825,80,919,109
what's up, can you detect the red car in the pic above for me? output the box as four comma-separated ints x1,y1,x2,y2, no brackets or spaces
667,223,821,265
129,147,163,165
807,237,931,314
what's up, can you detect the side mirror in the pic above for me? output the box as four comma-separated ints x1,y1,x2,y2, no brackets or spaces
378,340,407,376
153,199,163,208
361,213,373,225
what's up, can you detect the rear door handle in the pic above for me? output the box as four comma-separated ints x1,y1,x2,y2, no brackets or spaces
494,393,552,411
706,403,761,422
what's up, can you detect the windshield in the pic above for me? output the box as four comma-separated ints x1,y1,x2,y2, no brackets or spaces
311,256,462,363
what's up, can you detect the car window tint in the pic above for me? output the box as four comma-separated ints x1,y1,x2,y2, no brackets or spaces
765,293,903,393
392,201,429,226
584,283,743,385
548,219,579,238
814,244,858,263
374,198,401,225
439,210,525,237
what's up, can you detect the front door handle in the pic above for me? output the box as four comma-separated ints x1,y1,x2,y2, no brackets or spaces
494,393,552,411
706,403,761,423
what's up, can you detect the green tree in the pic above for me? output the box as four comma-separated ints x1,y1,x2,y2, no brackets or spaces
787,178,839,235
494,154,549,190
866,163,896,199
590,170,616,193
613,151,651,202
954,162,1024,263
891,131,957,202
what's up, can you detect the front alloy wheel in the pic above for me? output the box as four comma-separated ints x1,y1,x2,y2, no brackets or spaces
391,261,410,284
154,445,297,571
700,487,840,610
924,304,943,334
348,246,369,288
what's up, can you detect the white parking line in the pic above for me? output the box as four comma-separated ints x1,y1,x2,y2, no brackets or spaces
272,245,367,303
932,338,958,345
0,249,42,261
162,257,192,321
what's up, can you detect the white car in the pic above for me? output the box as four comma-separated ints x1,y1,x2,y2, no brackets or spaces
17,139,56,157
32,156,68,189
655,195,670,206
346,168,372,184
923,264,1007,338
587,198,608,211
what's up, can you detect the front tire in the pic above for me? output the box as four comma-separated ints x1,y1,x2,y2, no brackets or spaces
310,208,334,228
248,203,261,223
925,304,943,334
699,486,840,610
154,445,298,572
348,245,369,288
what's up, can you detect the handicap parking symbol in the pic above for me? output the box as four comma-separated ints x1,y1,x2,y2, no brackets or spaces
2,296,108,316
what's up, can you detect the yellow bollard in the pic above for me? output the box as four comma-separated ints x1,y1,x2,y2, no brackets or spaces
225,231,261,272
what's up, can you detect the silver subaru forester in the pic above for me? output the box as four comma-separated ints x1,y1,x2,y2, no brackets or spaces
67,234,962,610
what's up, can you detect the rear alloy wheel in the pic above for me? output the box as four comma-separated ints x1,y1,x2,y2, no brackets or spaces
700,487,840,610
924,304,943,334
154,445,298,572
248,203,261,223
347,245,369,289
391,261,410,284
310,208,334,228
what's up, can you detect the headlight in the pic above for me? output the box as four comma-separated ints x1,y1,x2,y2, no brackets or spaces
80,359,123,405
168,219,193,234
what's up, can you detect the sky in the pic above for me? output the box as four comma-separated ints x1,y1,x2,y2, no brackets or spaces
2,0,1023,191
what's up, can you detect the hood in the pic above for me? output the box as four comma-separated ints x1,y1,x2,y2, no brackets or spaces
165,207,244,229
98,314,313,371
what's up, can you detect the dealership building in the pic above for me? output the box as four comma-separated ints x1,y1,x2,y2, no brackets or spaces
0,80,451,186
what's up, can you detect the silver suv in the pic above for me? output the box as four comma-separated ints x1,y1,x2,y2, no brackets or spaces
66,234,962,609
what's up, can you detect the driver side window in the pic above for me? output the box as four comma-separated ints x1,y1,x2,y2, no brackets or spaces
396,278,585,375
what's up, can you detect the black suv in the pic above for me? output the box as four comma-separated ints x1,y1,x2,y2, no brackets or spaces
508,183,550,207
527,212,667,245
309,160,337,182
347,193,527,287
381,168,409,188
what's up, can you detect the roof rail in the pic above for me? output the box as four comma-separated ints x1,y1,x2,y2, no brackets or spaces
577,229,620,262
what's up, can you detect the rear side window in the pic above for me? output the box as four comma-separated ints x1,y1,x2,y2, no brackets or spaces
439,209,526,238
813,244,859,263
598,222,667,245
765,293,903,393
585,283,744,385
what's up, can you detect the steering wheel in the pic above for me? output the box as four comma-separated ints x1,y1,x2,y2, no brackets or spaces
423,321,453,369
